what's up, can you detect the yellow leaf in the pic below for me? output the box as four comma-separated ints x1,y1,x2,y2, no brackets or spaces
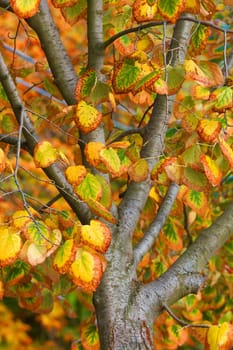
76,173,102,201
0,226,21,267
84,142,105,167
100,148,121,176
65,165,87,185
86,198,117,224
207,322,233,350
74,101,102,134
53,239,77,274
69,246,105,292
34,141,58,168
80,220,112,253
200,154,222,187
184,60,213,87
10,0,40,18
197,119,221,143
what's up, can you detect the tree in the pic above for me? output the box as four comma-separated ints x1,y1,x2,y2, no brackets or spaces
0,0,233,349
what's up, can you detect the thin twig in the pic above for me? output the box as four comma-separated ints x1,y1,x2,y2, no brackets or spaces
162,303,211,329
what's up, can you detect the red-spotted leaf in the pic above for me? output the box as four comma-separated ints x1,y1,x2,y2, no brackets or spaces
10,0,40,18
128,159,149,182
219,137,233,170
34,141,58,168
80,220,111,254
69,246,105,292
200,154,222,186
0,226,21,267
100,148,121,176
113,59,141,94
61,0,87,25
51,0,77,8
74,101,102,134
65,165,87,186
182,166,209,192
86,199,117,224
75,69,97,101
53,239,77,274
133,0,158,23
76,173,102,201
158,0,185,22
197,119,222,143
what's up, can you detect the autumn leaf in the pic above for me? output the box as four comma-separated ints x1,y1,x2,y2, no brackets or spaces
128,158,149,182
51,0,77,8
0,226,21,267
86,198,117,224
61,0,87,25
200,154,222,187
76,173,102,201
69,246,105,292
113,59,141,94
158,0,185,22
219,136,233,171
84,141,105,167
75,69,97,101
10,0,40,18
34,141,58,168
53,239,77,274
197,119,222,143
183,189,208,216
74,100,102,133
133,0,158,23
207,322,233,350
80,220,112,253
65,165,87,185
80,320,100,350
100,147,122,176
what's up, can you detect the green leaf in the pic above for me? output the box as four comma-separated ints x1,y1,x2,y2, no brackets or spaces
211,87,233,111
76,173,102,201
113,59,141,93
61,0,87,25
183,166,209,192
158,0,184,22
100,148,121,176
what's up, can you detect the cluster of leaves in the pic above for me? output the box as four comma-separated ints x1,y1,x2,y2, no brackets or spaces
0,0,233,349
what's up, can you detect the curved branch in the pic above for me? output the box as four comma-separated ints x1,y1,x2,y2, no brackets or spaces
102,15,233,49
133,200,233,319
134,183,179,265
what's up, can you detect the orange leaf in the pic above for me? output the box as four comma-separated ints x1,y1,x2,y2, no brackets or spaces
74,101,102,134
133,0,158,23
200,154,222,186
80,220,111,254
84,142,105,167
10,0,40,18
197,119,221,143
65,165,87,185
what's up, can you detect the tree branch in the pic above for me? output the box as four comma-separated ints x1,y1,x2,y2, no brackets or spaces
0,50,92,224
102,15,233,49
134,183,179,266
117,17,194,256
133,200,233,319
